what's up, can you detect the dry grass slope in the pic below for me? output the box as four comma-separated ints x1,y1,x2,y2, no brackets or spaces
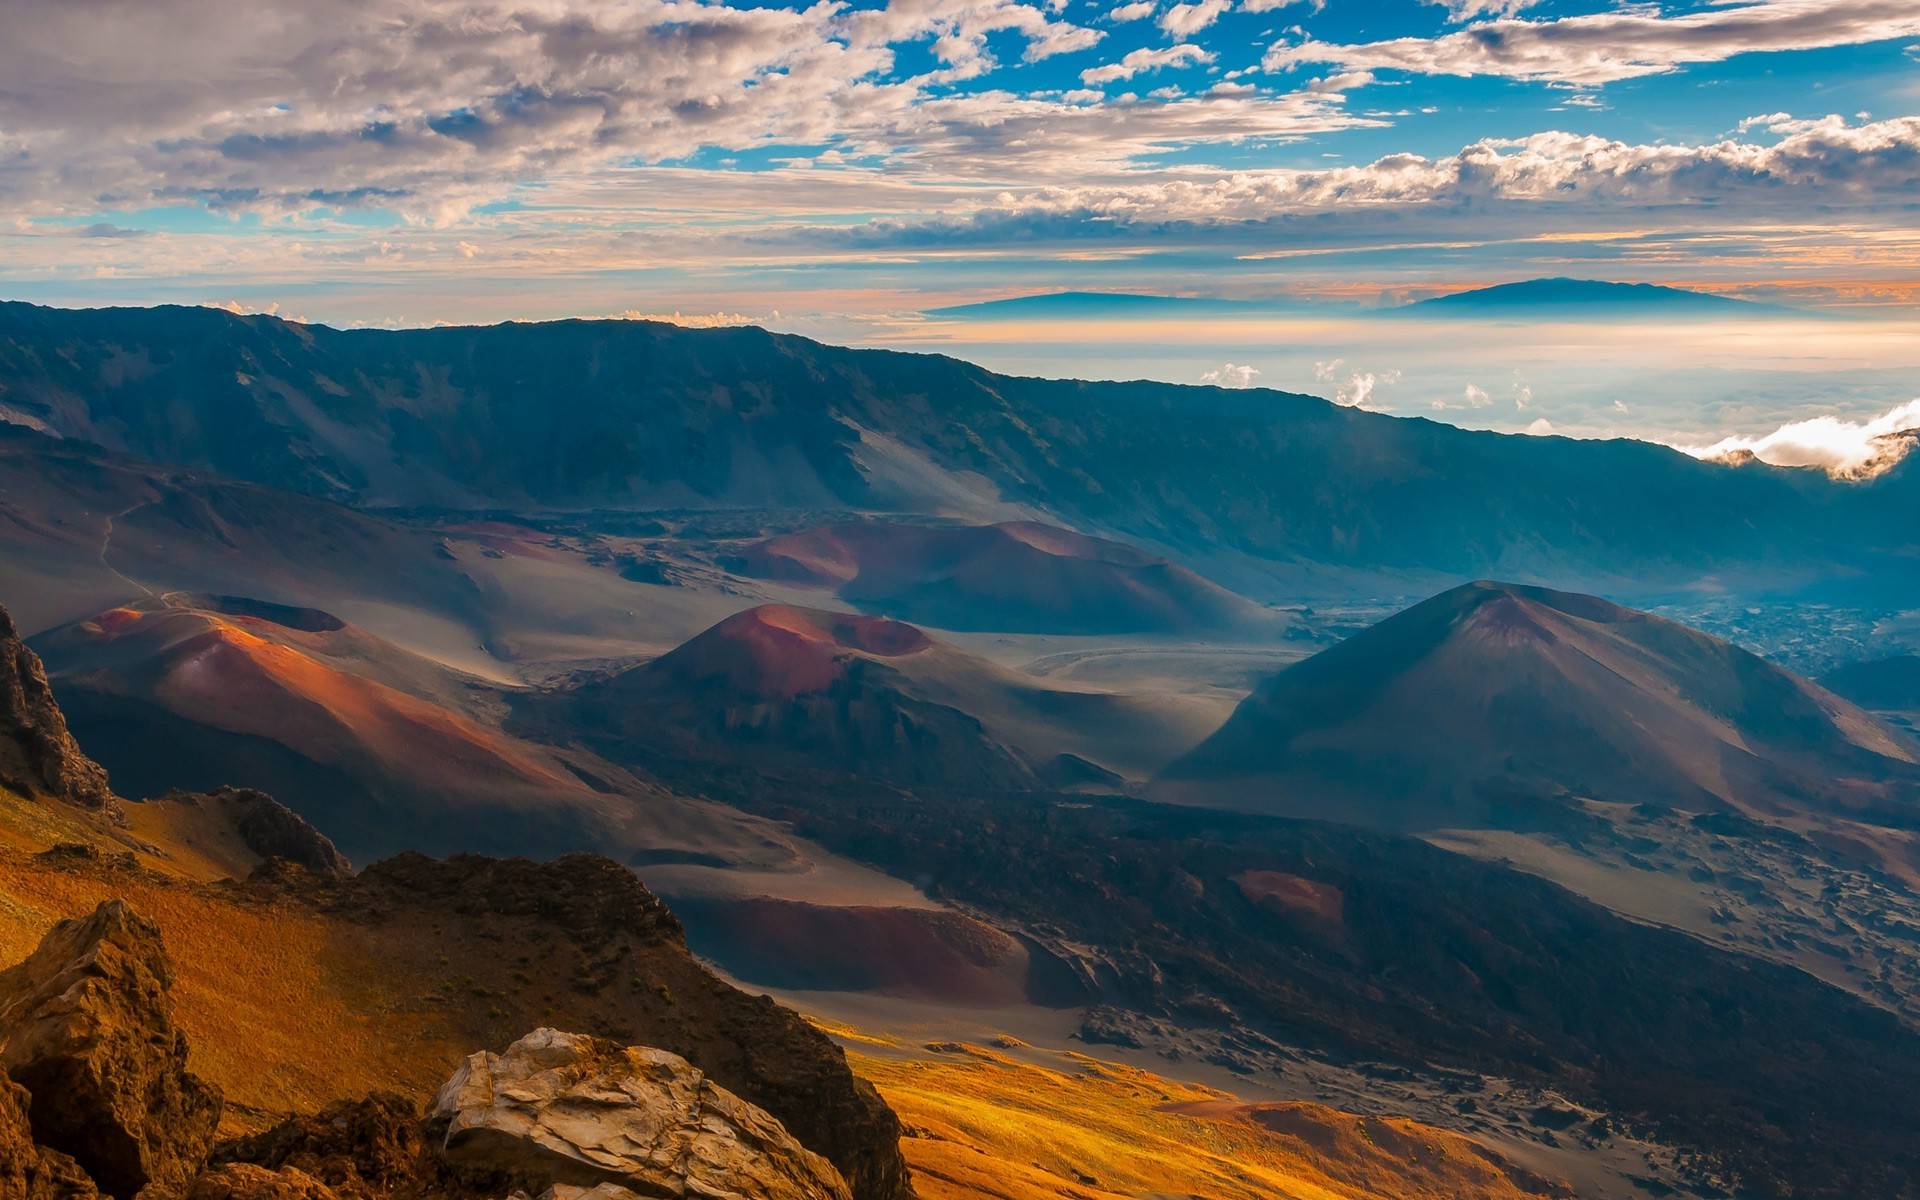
846,1041,1561,1200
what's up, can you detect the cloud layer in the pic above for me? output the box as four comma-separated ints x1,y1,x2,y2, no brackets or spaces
1681,399,1920,478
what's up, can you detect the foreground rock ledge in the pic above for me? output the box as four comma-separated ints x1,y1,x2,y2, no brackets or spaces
433,1028,853,1200
0,899,222,1200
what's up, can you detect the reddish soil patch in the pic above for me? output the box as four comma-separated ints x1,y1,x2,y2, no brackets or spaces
1233,871,1345,926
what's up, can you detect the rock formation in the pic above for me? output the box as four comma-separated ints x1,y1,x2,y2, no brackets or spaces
0,601,115,809
432,1029,852,1200
221,787,353,877
0,900,223,1200
2,1073,102,1199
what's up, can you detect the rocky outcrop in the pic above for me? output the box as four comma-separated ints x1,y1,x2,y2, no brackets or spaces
0,601,115,809
2,1074,102,1199
0,900,223,1199
222,787,353,877
432,1029,851,1200
295,853,914,1200
208,1093,423,1199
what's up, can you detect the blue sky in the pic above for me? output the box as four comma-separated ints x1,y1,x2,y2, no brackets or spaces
2,0,1916,315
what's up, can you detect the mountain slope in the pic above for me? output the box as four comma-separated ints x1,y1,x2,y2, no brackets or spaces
531,604,1216,791
731,520,1278,635
0,301,1899,590
30,597,795,868
1161,580,1920,828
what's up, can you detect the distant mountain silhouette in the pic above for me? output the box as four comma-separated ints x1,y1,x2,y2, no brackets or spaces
1404,278,1796,317
925,291,1277,319
1162,580,1920,828
0,301,1901,591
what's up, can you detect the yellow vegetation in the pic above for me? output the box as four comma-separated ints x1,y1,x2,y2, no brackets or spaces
0,789,1551,1199
848,1042,1557,1200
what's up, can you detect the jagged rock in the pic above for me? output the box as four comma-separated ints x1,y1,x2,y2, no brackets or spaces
0,900,223,1200
289,853,913,1200
2,1073,102,1199
183,1166,339,1200
0,601,115,810
431,1028,853,1200
223,788,353,877
209,1093,423,1198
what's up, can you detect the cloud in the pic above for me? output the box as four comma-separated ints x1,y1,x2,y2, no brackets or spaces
1265,0,1920,86
1109,0,1158,20
1425,0,1539,20
0,0,1116,217
859,116,1920,247
1679,399,1920,479
1159,0,1231,39
1464,383,1493,408
1081,43,1214,83
1524,417,1556,435
1243,0,1322,11
1201,362,1261,386
1315,359,1399,407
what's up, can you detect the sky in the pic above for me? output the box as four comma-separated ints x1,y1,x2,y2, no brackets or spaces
2,0,1918,453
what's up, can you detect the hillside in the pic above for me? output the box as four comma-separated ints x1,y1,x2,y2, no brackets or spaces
1162,580,1920,829
0,301,1899,592
530,604,1217,791
29,596,795,868
731,519,1278,635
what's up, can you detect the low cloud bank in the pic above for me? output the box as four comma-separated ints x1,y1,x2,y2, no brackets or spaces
1680,399,1920,479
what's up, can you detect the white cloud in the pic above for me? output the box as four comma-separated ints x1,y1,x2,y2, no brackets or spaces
1244,0,1322,11
1680,399,1920,479
1524,417,1556,435
1266,0,1920,86
1110,0,1159,21
1464,383,1493,408
1201,362,1262,386
1315,360,1399,407
1081,43,1215,84
1160,0,1232,40
1425,0,1540,20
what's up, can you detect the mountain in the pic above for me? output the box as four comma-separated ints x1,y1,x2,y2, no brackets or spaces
1161,580,1920,829
532,604,1214,791
924,291,1277,319
0,301,1900,593
1402,278,1795,318
28,595,793,867
729,519,1280,635
1823,654,1920,713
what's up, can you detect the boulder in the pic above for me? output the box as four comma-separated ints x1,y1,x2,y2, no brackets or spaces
431,1029,853,1200
0,900,223,1200
0,601,115,810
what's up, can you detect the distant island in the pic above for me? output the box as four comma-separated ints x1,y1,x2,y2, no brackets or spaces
1399,277,1800,317
924,291,1286,319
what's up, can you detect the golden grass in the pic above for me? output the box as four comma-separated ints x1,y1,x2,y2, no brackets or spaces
0,787,1552,1199
849,1044,1557,1200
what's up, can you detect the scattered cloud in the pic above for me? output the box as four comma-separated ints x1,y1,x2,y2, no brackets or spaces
1315,359,1400,407
1201,362,1261,386
1525,417,1556,435
1680,399,1920,478
1110,0,1159,21
1159,0,1231,40
1082,43,1214,84
1266,0,1920,86
1464,383,1493,408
